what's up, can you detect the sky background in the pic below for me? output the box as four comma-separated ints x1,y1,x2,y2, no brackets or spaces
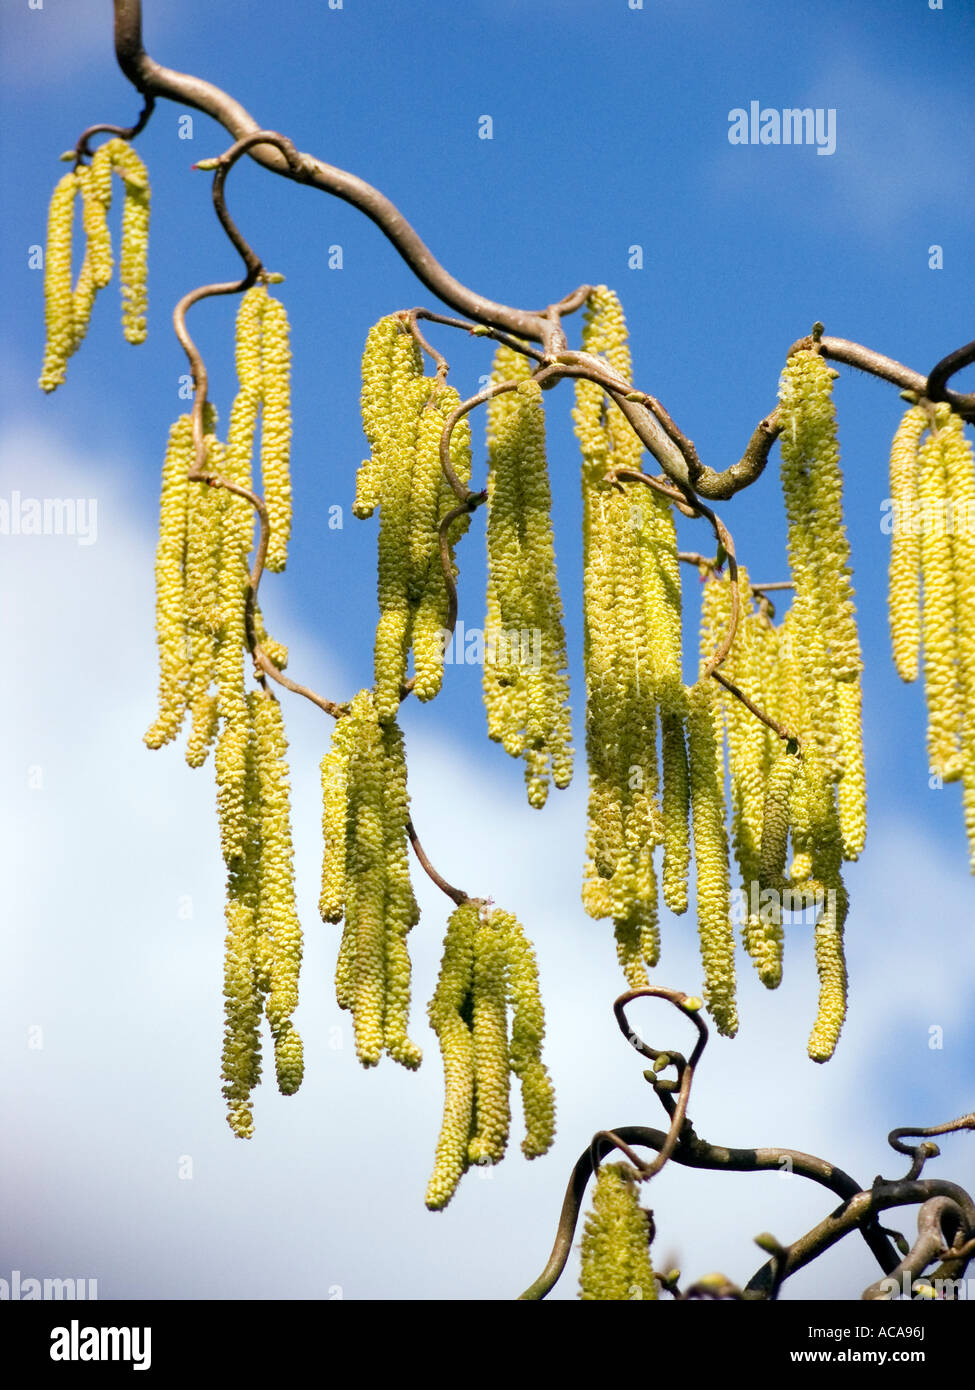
1,0,974,1303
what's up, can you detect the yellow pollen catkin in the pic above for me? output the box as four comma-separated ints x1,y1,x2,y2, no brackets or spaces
888,405,929,682
484,347,573,807
579,1163,658,1301
574,287,680,984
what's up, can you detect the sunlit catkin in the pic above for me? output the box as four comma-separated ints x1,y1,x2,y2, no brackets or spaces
110,139,150,344
468,920,511,1165
426,901,478,1211
686,680,737,1037
499,910,556,1158
252,693,303,1055
39,171,79,392
484,346,572,806
579,1163,658,1301
145,414,193,748
325,692,422,1069
917,413,963,782
260,289,292,572
574,287,680,984
888,405,928,682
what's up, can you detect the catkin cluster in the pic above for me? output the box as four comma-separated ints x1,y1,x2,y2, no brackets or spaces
578,1162,659,1301
39,138,149,393
777,349,866,862
572,287,687,990
222,690,305,1137
483,344,573,807
320,689,423,1070
355,316,473,718
700,571,851,1060
143,286,301,1133
887,402,975,865
425,900,556,1211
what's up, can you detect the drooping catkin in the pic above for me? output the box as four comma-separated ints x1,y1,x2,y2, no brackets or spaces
425,901,555,1209
322,691,422,1069
579,1163,658,1302
468,921,511,1165
144,414,194,748
409,384,473,705
574,287,681,985
220,706,262,1138
499,910,556,1158
426,901,478,1211
888,405,929,682
686,679,738,1037
39,171,79,393
39,140,150,394
252,694,303,1063
797,757,849,1062
356,317,473,716
917,413,964,783
260,290,292,572
484,346,573,807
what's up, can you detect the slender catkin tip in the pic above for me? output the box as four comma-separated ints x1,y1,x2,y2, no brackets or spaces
579,1163,659,1301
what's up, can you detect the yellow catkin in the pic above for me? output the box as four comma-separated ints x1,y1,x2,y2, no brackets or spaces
379,717,422,1069
260,289,292,572
778,351,854,771
426,901,479,1211
888,405,929,682
220,713,262,1137
110,140,150,344
499,910,556,1158
938,412,975,868
252,693,303,1086
579,1163,658,1302
319,729,352,924
412,389,473,702
796,757,849,1061
468,919,511,1165
660,704,690,914
374,374,435,717
347,700,387,1066
328,694,422,1069
575,287,676,983
836,675,867,860
484,348,573,806
759,749,800,892
39,171,79,392
917,413,964,782
144,415,193,748
356,316,423,518
686,680,737,1037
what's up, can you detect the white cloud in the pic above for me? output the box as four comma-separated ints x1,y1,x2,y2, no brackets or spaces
2,423,972,1301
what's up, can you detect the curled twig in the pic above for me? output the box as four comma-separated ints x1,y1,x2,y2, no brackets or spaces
73,94,155,167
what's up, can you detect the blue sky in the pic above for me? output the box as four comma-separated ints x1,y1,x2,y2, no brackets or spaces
1,0,974,1302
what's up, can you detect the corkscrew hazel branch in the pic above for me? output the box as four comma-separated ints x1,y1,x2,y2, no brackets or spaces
861,1197,970,1300
925,337,975,410
72,95,155,168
